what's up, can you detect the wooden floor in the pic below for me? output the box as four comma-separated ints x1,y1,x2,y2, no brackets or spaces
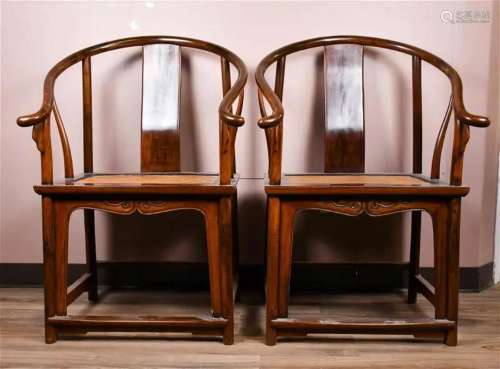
1,286,499,369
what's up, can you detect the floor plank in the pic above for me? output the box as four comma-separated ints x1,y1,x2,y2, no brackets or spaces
1,286,499,368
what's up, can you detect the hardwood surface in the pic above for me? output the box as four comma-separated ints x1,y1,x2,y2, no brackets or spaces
284,175,427,186
1,286,499,369
256,36,490,345
324,44,365,173
141,44,181,172
76,174,219,185
16,36,247,344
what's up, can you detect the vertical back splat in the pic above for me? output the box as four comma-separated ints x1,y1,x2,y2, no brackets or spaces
324,45,365,173
141,44,181,172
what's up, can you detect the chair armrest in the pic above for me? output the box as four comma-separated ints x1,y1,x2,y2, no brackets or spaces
17,70,56,128
257,106,284,129
17,106,52,127
450,73,490,128
455,107,490,128
219,107,245,127
218,59,247,128
255,63,284,129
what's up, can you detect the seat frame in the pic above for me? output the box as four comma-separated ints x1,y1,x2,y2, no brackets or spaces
17,36,247,345
256,35,490,346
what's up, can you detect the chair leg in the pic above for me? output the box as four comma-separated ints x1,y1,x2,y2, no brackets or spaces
445,199,461,346
41,197,57,343
231,193,240,303
278,202,295,318
84,209,98,302
430,205,449,322
219,197,234,345
205,201,223,316
54,202,71,317
265,197,280,346
408,211,421,304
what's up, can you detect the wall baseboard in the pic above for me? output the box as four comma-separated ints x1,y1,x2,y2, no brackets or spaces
0,262,494,292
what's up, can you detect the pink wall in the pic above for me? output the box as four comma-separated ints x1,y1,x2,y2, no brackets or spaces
1,1,498,268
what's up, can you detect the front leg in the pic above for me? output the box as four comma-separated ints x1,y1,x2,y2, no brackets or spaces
84,209,98,302
278,201,296,318
265,197,281,345
53,201,72,317
41,196,57,343
219,196,234,345
445,199,461,346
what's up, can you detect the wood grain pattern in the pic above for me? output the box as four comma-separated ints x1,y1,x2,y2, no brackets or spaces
219,57,237,184
1,287,499,368
412,55,422,175
256,35,490,186
324,44,364,173
284,175,427,186
141,44,181,172
431,96,453,179
18,35,247,184
36,196,236,344
256,36,490,346
52,100,74,178
17,36,247,345
409,56,422,306
82,56,93,173
76,174,218,185
261,197,465,346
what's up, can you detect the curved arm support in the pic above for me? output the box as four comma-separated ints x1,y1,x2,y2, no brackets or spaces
446,72,489,128
17,36,248,185
17,108,51,127
255,35,490,185
255,35,489,128
255,60,284,129
218,55,247,128
18,35,248,128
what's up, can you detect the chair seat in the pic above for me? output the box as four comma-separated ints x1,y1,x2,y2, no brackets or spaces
34,173,237,196
76,174,219,185
265,174,469,197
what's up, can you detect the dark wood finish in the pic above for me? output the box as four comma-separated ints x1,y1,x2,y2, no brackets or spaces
83,209,98,302
47,315,227,332
220,57,235,180
52,101,74,178
445,198,462,345
18,35,247,184
450,117,470,186
41,196,57,343
412,55,423,174
141,44,181,172
82,56,93,174
324,44,365,172
17,36,247,344
272,318,455,334
265,197,281,345
414,273,436,306
408,55,423,304
266,173,468,196
81,57,99,303
66,273,92,305
256,36,490,346
431,96,453,179
408,210,422,304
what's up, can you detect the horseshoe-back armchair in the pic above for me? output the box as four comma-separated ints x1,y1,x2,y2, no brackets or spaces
256,36,489,346
17,36,247,344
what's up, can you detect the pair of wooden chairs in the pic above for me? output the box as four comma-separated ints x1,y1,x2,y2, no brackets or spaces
18,36,489,346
